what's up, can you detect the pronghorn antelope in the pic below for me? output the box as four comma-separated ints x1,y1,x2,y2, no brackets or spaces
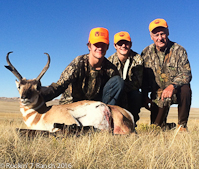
5,52,135,134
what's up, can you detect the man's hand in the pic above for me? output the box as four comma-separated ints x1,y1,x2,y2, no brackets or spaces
161,84,174,100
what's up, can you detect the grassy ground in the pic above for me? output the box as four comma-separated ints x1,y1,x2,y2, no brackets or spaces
0,99,199,168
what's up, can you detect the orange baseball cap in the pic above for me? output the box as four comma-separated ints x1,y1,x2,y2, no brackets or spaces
114,31,131,44
149,18,168,32
88,27,109,44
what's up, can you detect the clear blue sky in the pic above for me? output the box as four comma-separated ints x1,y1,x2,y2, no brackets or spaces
1,1,198,108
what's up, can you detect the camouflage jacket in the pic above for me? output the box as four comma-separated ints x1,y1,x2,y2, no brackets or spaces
108,50,143,92
141,40,192,107
42,54,119,104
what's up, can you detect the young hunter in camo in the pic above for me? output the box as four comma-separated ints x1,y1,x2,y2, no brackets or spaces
41,27,125,106
108,31,143,126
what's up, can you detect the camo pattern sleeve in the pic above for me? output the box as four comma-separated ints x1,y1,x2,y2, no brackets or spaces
42,54,120,104
141,40,192,107
108,50,143,92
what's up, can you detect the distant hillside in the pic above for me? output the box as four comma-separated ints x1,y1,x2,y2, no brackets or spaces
0,97,20,102
0,97,59,105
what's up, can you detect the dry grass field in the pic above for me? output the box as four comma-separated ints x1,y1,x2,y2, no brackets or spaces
0,98,199,169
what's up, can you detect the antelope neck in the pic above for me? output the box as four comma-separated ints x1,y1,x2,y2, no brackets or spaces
20,96,49,114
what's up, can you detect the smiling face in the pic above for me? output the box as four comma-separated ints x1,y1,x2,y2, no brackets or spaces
114,40,132,57
88,42,109,59
150,27,169,51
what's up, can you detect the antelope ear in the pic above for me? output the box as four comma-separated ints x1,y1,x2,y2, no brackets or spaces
15,80,20,89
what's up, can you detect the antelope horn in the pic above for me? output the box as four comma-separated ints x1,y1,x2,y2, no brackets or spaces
5,51,23,81
36,53,51,81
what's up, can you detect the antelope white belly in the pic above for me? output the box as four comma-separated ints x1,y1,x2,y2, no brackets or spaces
69,102,111,130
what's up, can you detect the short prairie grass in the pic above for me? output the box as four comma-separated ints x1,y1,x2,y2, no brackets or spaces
0,115,199,169
0,101,199,168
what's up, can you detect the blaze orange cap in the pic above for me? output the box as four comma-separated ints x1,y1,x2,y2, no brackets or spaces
88,27,109,44
149,18,168,32
114,31,131,44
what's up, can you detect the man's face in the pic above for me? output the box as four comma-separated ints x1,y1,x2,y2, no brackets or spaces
88,42,109,59
150,27,169,51
114,40,131,56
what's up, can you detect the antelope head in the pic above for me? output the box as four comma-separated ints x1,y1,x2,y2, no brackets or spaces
5,51,50,108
